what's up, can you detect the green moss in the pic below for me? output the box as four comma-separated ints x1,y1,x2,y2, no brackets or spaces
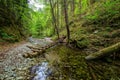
47,42,120,80
111,29,120,38
76,36,90,49
49,45,91,79
97,31,111,38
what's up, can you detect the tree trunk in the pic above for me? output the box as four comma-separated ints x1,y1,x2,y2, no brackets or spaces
49,0,60,39
85,42,120,60
63,0,70,44
71,0,75,15
79,0,82,17
56,0,59,30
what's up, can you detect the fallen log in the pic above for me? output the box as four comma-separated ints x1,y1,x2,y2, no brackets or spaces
23,36,66,58
31,49,42,52
23,50,45,58
26,45,42,50
85,42,120,60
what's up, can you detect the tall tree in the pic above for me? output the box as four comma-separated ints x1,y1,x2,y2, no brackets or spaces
63,0,70,44
71,0,75,15
49,0,60,39
56,0,59,30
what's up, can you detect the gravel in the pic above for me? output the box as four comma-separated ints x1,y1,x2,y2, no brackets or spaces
0,38,53,80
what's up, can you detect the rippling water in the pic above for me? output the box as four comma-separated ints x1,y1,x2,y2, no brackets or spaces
31,62,52,80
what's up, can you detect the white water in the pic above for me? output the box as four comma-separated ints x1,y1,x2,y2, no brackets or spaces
31,62,52,80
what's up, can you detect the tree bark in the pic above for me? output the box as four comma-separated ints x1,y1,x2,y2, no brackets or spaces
63,0,70,44
49,0,60,39
56,0,59,30
85,42,120,60
71,0,75,15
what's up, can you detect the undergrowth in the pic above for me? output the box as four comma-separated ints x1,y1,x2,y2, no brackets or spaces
49,45,120,80
0,28,20,43
84,0,120,27
52,0,120,79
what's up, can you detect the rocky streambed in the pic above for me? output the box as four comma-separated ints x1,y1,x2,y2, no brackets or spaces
1,37,119,80
0,38,55,80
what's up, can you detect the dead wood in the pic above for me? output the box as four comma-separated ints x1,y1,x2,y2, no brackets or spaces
85,42,120,60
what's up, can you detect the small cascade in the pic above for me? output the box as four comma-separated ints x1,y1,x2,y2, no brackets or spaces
30,62,52,80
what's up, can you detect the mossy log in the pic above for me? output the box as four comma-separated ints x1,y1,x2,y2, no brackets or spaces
23,36,66,58
26,45,42,50
85,42,120,60
23,44,52,58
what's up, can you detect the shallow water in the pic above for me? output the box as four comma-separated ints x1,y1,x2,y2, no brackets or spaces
31,62,52,80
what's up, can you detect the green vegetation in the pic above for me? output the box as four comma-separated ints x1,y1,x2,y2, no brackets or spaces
0,29,19,42
85,0,120,26
0,0,120,79
0,0,28,42
0,0,119,41
27,8,54,37
48,45,120,80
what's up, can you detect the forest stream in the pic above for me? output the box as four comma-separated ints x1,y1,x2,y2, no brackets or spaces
0,0,120,80
0,37,58,80
1,37,120,80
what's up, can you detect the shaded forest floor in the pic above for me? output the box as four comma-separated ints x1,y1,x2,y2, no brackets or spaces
51,45,120,80
49,16,120,79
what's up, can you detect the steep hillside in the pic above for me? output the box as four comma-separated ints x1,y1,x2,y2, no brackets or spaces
0,0,28,42
54,0,120,79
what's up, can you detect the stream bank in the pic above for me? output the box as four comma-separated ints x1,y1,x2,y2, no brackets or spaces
0,37,120,80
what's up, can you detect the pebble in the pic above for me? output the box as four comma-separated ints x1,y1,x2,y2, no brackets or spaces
0,38,53,80
16,76,24,80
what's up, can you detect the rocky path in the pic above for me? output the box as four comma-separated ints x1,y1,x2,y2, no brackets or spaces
0,38,53,80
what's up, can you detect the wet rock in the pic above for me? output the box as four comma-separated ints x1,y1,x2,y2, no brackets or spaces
6,77,15,80
18,68,22,71
22,67,27,70
16,76,24,80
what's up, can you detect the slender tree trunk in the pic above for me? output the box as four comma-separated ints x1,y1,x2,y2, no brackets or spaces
49,0,60,39
56,0,59,29
79,0,82,17
60,1,64,30
63,0,70,44
71,0,75,15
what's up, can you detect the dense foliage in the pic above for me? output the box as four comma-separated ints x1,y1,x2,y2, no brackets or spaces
0,0,28,42
85,0,120,26
0,0,120,79
27,6,54,37
0,0,119,41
